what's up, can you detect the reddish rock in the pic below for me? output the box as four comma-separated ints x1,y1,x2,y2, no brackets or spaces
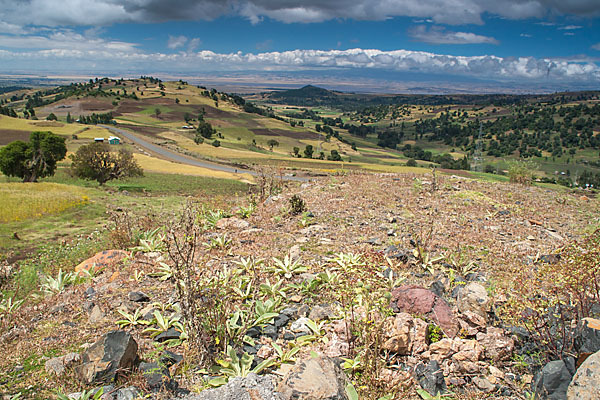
75,250,129,276
476,327,515,361
391,285,459,337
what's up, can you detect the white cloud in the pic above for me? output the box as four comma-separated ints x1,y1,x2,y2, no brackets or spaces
409,26,499,45
0,30,138,52
188,38,201,52
167,35,187,49
592,43,600,51
0,0,599,27
520,33,532,37
0,46,598,83
559,25,582,30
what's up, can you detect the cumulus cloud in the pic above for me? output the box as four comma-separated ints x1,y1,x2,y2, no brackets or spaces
0,30,138,52
0,0,599,27
167,35,187,49
409,26,499,45
1,45,598,83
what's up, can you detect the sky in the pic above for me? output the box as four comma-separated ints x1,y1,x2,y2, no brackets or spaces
1,0,600,92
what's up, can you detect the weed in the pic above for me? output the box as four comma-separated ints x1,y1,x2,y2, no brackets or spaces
268,255,307,278
39,269,76,295
507,159,538,185
288,194,306,215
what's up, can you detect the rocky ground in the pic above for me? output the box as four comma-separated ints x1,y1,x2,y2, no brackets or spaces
1,172,599,399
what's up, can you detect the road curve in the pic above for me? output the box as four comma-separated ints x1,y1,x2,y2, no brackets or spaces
100,125,307,182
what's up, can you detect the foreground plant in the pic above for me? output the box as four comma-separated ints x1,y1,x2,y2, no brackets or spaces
209,346,275,387
40,269,76,295
268,255,307,278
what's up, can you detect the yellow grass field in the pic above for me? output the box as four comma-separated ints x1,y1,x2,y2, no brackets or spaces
0,182,90,223
133,154,254,183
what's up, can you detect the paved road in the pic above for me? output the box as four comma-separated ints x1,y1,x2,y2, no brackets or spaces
100,125,307,182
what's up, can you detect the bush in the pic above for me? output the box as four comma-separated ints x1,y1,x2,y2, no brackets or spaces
289,195,306,215
507,159,537,185
212,140,221,147
406,158,417,167
70,142,143,185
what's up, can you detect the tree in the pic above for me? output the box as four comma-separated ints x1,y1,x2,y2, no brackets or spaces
293,147,300,157
267,139,279,151
303,145,314,159
327,150,342,161
154,108,161,119
0,131,67,182
196,120,215,140
70,142,143,185
66,112,73,123
46,113,57,121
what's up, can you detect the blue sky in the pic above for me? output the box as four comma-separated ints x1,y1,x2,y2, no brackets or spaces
0,1,599,92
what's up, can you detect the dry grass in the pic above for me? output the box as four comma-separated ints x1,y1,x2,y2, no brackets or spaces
0,182,90,223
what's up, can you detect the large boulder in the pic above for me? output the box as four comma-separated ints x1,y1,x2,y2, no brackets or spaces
382,312,429,355
76,331,138,384
390,285,459,337
567,349,600,400
176,373,280,400
278,356,348,400
456,282,491,320
534,358,575,400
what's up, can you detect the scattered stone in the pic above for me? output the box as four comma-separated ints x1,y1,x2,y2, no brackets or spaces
390,285,459,337
415,360,446,396
278,356,348,400
139,361,175,392
128,291,150,303
155,327,182,343
289,245,301,260
89,304,105,324
574,317,600,367
76,331,138,384
473,376,495,393
75,250,128,276
534,358,575,400
308,304,335,321
115,387,141,400
261,324,278,340
85,287,96,299
178,373,280,400
457,282,491,320
289,295,303,303
382,312,429,355
476,327,515,361
45,357,67,376
366,237,381,245
274,314,290,329
429,280,445,298
215,217,250,230
384,246,409,262
567,349,600,400
160,350,183,368
290,317,311,334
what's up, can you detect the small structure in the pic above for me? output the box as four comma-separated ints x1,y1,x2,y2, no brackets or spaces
94,137,104,143
108,136,121,145
181,125,195,129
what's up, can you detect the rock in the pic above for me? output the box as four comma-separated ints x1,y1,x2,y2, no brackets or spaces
89,304,105,324
139,361,175,391
290,317,312,334
382,312,429,355
261,324,278,340
85,287,96,299
476,327,515,361
115,387,141,400
76,331,138,384
75,250,128,276
366,237,381,246
415,360,446,395
534,358,575,400
128,291,150,303
309,304,335,321
289,245,301,260
215,217,250,230
278,356,348,400
473,376,495,393
45,357,66,376
384,246,409,263
160,351,183,368
390,285,459,337
456,282,491,320
429,281,445,298
567,349,600,400
155,327,182,343
178,373,280,400
274,314,290,329
574,318,600,367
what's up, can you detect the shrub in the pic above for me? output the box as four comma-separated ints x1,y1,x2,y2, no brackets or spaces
289,194,306,215
507,159,537,185
406,158,417,167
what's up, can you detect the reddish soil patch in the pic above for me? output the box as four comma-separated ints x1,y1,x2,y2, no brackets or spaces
116,100,145,114
439,168,473,177
0,129,30,145
251,128,319,140
80,99,114,112
118,124,168,137
31,121,65,128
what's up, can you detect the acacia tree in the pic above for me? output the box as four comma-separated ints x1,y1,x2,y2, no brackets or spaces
70,142,143,185
0,131,67,182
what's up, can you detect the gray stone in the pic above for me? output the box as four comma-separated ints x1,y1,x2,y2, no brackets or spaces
415,360,446,396
155,327,181,343
76,331,138,384
45,357,66,376
290,317,312,334
567,349,600,400
177,373,280,400
457,282,491,320
278,356,348,400
128,291,150,303
115,387,141,400
139,361,173,391
534,358,575,400
89,304,105,324
308,304,334,321
574,318,600,361
274,314,290,328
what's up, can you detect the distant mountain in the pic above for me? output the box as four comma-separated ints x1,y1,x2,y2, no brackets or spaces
267,85,340,105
